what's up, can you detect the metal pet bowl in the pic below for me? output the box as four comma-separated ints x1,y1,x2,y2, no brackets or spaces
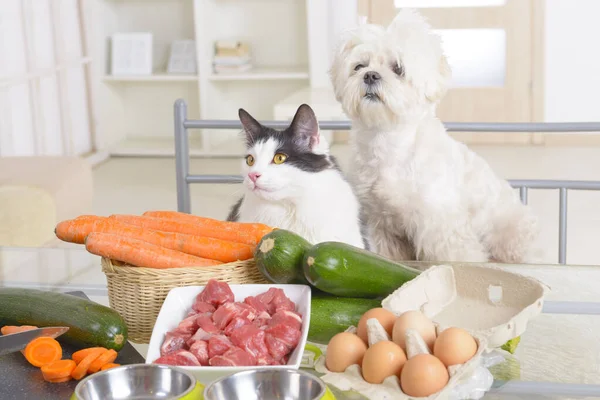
71,364,201,400
203,368,328,400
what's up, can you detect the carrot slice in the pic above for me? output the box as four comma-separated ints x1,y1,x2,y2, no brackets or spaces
55,216,107,244
41,359,77,381
72,347,107,364
71,349,106,380
87,219,254,263
47,376,72,383
85,232,223,269
88,349,118,373
143,211,274,243
109,214,259,246
24,337,62,367
1,325,38,335
100,362,120,371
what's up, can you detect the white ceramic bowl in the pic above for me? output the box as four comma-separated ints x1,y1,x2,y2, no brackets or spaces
146,284,312,385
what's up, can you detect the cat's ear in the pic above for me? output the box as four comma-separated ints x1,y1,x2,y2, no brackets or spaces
290,104,320,150
238,108,262,144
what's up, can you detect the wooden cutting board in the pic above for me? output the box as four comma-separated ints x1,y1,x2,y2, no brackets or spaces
0,291,145,400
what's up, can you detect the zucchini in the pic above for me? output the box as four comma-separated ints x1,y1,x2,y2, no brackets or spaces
303,241,421,298
309,294,381,344
0,288,128,351
254,229,312,284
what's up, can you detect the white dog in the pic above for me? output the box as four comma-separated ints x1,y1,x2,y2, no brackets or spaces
329,9,538,263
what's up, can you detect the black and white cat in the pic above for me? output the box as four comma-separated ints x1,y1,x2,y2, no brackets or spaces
227,104,366,249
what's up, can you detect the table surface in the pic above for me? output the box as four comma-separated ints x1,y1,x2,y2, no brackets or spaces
2,246,600,400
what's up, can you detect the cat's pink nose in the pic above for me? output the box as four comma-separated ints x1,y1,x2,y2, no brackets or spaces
248,172,261,182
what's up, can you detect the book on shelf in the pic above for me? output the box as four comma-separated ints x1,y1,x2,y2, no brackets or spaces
213,40,252,74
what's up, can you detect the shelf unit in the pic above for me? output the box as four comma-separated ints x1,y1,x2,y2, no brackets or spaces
94,0,312,157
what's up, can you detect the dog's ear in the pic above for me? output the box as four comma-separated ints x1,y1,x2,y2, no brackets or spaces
425,54,452,104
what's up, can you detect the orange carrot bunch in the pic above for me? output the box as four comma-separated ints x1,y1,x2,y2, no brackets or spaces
54,211,274,269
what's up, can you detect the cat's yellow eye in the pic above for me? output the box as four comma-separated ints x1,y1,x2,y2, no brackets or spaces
273,153,288,164
246,155,255,166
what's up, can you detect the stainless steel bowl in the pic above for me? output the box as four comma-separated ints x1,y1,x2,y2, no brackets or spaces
73,364,197,400
203,368,327,400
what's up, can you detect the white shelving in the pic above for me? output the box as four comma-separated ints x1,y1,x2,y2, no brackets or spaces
103,73,197,83
208,66,309,82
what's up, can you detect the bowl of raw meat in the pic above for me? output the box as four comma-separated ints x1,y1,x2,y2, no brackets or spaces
146,279,311,384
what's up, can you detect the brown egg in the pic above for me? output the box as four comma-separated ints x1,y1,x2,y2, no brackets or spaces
392,310,437,350
356,308,397,343
325,332,368,372
400,354,449,397
433,327,478,367
361,340,407,384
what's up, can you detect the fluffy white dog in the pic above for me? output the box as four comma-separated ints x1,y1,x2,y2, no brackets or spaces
329,9,538,263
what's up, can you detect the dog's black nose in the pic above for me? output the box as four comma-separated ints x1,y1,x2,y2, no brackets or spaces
363,71,381,84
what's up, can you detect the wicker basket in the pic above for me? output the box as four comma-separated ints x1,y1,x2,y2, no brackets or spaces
101,257,269,343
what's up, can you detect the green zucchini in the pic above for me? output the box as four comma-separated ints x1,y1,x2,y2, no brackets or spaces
309,294,381,344
254,229,312,284
303,241,421,298
0,288,128,351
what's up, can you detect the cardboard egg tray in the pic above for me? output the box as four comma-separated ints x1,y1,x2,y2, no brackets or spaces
314,264,550,400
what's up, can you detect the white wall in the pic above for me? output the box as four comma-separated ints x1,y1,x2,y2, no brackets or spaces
544,0,600,123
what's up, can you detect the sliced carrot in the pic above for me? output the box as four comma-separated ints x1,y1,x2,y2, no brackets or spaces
100,362,120,371
71,348,106,380
55,215,107,244
72,347,107,364
47,376,72,383
89,218,254,263
1,325,38,335
24,337,62,367
41,359,77,381
109,214,259,246
85,233,223,269
143,211,274,243
88,349,118,373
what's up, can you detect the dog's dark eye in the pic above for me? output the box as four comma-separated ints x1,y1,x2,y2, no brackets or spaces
354,64,365,71
392,62,404,77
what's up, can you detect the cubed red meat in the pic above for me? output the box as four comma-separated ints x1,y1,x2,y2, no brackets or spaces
270,289,296,314
213,302,258,330
269,310,302,331
223,316,252,336
252,311,272,328
264,323,301,361
229,325,270,364
160,332,189,356
175,314,199,335
244,295,269,314
154,349,200,366
189,340,209,366
246,288,295,316
209,347,256,367
208,334,235,359
195,279,234,307
187,309,198,317
196,314,220,334
192,301,216,314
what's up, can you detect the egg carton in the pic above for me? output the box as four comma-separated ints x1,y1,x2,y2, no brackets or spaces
314,264,550,400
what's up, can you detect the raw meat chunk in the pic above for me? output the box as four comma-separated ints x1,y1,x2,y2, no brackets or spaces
209,347,256,367
223,316,252,336
244,295,269,314
192,301,216,314
154,349,200,366
253,311,272,328
270,289,296,314
213,302,258,330
160,332,188,356
196,315,220,334
208,335,234,358
247,288,296,316
195,279,234,307
269,310,302,331
189,340,209,366
229,325,270,363
175,314,199,335
264,323,301,361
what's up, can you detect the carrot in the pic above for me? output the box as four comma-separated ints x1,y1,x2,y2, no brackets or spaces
55,215,107,244
109,214,259,246
41,359,77,381
85,232,222,269
88,219,253,263
47,376,72,383
1,325,38,335
88,349,118,373
100,363,120,371
143,211,274,243
24,337,62,367
71,348,106,380
72,347,107,364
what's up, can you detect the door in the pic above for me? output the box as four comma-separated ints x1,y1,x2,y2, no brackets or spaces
361,0,544,144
